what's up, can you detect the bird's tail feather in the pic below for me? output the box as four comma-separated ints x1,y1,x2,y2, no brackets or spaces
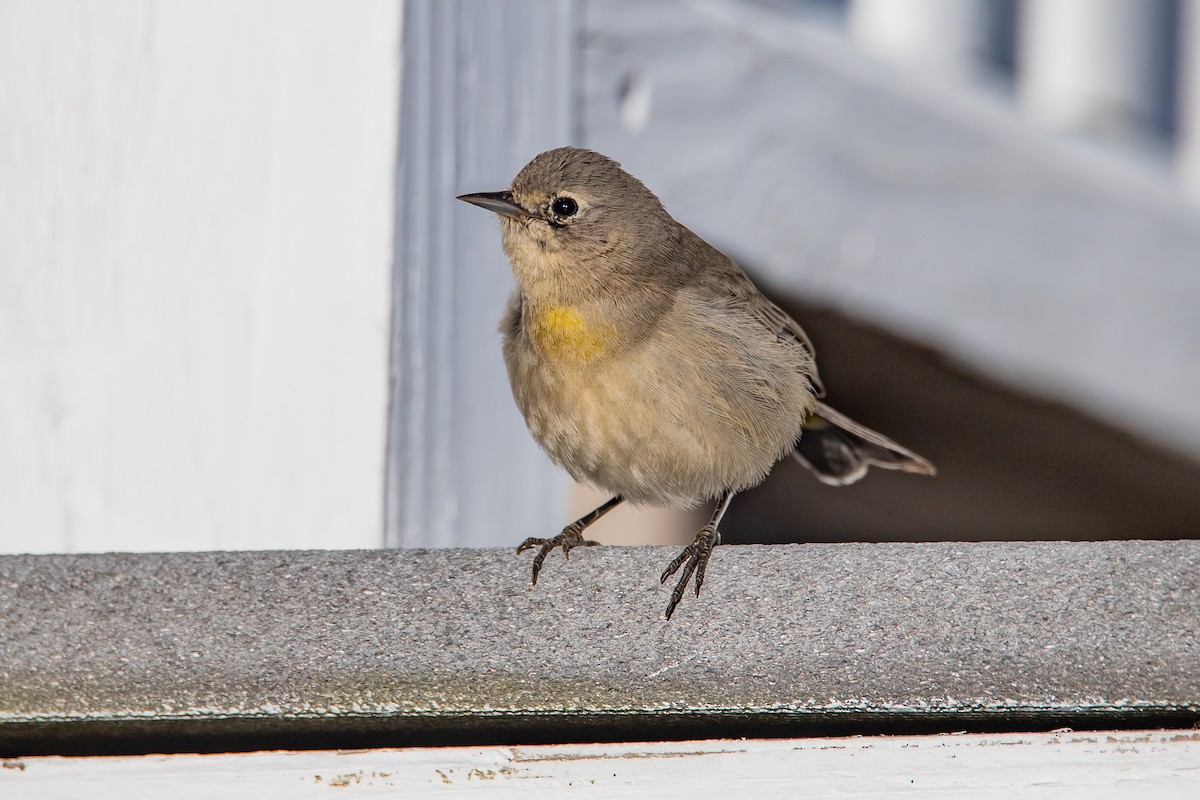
792,401,936,486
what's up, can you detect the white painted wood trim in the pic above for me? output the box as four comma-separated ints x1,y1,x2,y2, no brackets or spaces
4,730,1199,798
386,0,576,547
1180,0,1200,199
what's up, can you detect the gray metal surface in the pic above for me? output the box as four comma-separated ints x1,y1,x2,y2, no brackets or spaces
1,543,1197,753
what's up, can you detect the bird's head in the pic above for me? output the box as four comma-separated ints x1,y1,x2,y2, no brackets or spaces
458,147,681,297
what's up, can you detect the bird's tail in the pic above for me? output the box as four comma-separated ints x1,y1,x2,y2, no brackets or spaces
792,402,936,486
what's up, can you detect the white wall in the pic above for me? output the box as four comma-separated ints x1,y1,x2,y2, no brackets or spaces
0,1,401,553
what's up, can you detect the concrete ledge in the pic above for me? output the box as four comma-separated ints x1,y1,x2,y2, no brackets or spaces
1,543,1198,754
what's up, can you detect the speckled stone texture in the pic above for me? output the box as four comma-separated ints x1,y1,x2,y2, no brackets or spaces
1,542,1198,754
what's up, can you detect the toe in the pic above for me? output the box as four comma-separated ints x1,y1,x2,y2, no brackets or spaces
660,547,691,583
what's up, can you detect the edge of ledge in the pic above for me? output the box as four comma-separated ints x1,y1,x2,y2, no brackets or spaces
2,542,1198,754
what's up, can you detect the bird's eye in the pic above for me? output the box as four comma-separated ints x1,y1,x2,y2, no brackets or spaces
551,196,578,218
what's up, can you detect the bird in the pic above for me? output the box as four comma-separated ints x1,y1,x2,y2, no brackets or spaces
458,147,934,619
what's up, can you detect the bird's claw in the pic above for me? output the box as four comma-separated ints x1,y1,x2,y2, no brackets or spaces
516,524,599,584
660,523,720,619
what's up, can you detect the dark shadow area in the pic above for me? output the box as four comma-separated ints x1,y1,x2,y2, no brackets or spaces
4,707,1198,758
723,279,1200,544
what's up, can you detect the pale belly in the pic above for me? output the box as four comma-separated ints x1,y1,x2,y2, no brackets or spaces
503,315,816,507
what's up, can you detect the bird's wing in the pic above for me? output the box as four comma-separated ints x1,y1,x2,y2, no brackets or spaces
678,224,825,396
702,257,826,398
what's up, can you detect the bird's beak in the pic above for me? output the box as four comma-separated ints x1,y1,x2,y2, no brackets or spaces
456,191,530,220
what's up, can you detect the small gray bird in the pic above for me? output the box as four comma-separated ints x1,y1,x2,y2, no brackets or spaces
459,147,934,619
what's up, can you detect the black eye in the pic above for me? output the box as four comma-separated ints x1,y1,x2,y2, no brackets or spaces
551,196,578,218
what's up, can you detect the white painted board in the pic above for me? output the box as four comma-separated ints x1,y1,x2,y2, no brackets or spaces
0,1,400,552
3,730,1199,798
385,0,575,548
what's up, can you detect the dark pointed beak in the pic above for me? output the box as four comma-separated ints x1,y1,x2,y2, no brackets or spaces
456,191,530,220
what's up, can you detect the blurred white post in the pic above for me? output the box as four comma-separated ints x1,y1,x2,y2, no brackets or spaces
1180,0,1200,198
1018,0,1173,144
848,0,996,82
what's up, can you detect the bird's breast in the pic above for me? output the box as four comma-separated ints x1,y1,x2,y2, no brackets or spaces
502,296,816,507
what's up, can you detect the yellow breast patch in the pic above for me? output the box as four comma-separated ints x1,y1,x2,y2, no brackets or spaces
530,305,610,362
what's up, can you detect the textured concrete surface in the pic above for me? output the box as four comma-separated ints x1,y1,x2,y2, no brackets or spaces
1,543,1198,754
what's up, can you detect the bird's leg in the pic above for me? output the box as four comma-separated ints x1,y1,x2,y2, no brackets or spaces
660,491,735,619
516,495,624,584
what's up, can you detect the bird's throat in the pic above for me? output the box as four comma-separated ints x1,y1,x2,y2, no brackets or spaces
528,304,611,363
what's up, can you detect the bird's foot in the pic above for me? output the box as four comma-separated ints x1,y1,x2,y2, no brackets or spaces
516,523,600,585
660,523,721,619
